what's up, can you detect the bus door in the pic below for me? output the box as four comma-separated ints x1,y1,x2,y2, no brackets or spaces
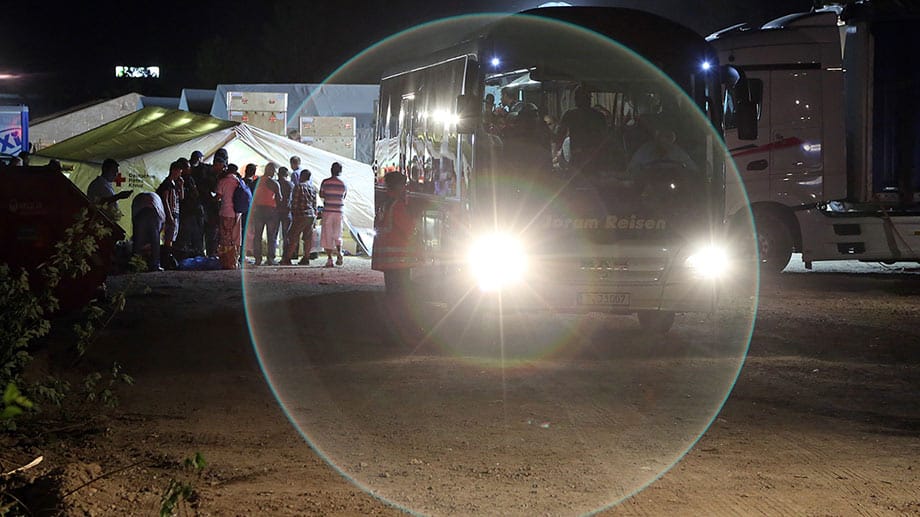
399,93,417,178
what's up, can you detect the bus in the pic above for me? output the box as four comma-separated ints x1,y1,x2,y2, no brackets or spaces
372,7,751,333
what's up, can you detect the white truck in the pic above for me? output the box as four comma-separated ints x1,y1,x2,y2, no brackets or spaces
708,2,920,271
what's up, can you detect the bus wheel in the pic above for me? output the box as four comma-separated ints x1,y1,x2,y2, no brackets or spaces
755,211,793,274
637,310,675,334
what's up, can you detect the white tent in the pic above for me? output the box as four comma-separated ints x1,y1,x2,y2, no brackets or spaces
34,108,375,253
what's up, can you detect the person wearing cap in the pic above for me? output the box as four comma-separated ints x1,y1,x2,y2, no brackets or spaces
87,158,132,222
372,171,417,295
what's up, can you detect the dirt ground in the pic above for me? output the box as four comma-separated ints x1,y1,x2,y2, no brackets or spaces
3,257,919,516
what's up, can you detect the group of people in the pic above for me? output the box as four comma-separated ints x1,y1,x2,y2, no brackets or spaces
484,84,697,179
86,150,349,272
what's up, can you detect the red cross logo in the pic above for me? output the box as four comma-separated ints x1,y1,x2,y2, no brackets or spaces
114,173,127,187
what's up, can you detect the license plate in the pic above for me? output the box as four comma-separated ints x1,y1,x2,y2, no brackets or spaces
577,292,630,306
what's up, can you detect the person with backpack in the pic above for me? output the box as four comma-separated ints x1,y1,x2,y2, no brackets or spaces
215,163,250,269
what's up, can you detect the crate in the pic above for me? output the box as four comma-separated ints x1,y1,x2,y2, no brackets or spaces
300,135,356,159
227,91,288,112
300,116,356,137
230,110,287,136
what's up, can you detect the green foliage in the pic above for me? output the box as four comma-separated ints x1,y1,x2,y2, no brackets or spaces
30,376,70,408
0,208,136,426
1,383,33,421
82,362,134,408
0,266,50,386
159,453,207,517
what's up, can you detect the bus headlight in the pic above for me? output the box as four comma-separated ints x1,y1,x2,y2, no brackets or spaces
684,244,730,279
468,233,528,291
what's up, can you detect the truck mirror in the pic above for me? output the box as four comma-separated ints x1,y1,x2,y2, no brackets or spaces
456,94,481,134
733,78,762,140
735,103,758,140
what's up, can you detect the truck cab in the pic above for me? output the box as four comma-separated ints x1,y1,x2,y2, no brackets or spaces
710,5,920,270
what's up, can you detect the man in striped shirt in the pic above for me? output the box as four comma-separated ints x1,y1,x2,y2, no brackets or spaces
319,162,348,267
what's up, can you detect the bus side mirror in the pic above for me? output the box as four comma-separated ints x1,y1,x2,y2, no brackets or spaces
734,78,762,140
456,94,480,134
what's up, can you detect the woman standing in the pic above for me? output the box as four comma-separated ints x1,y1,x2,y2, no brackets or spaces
216,163,244,269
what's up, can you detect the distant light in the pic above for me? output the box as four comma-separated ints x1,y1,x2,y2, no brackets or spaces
115,66,160,78
0,73,19,80
491,57,501,67
538,2,572,6
700,60,712,71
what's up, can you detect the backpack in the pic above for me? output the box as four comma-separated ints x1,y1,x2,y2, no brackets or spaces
232,177,252,213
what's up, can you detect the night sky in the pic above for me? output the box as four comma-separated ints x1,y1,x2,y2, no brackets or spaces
1,0,812,117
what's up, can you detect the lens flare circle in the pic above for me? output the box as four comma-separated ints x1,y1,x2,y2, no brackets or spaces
244,12,759,516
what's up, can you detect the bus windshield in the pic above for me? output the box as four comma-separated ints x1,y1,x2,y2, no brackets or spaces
477,68,715,243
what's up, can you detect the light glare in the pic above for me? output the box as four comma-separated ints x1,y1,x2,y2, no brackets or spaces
685,244,730,279
468,233,528,291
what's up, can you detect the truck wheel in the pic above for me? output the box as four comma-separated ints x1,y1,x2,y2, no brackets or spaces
637,311,675,334
755,212,793,273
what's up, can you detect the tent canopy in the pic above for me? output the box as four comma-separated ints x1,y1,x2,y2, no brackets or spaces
38,107,236,162
34,108,375,252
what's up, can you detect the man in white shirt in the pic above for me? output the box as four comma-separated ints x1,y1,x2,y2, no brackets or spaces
87,158,132,221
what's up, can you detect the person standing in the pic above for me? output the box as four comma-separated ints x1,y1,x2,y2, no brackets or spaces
242,163,258,259
186,151,208,254
289,155,303,185
216,163,245,269
282,169,317,265
242,163,258,191
250,162,282,266
276,167,294,263
319,162,347,267
557,85,607,173
87,158,132,222
157,161,185,267
372,171,417,295
175,157,204,257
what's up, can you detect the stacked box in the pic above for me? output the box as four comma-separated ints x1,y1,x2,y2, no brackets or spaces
229,110,286,136
300,136,355,159
227,92,287,136
300,116,357,159
300,116,355,137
